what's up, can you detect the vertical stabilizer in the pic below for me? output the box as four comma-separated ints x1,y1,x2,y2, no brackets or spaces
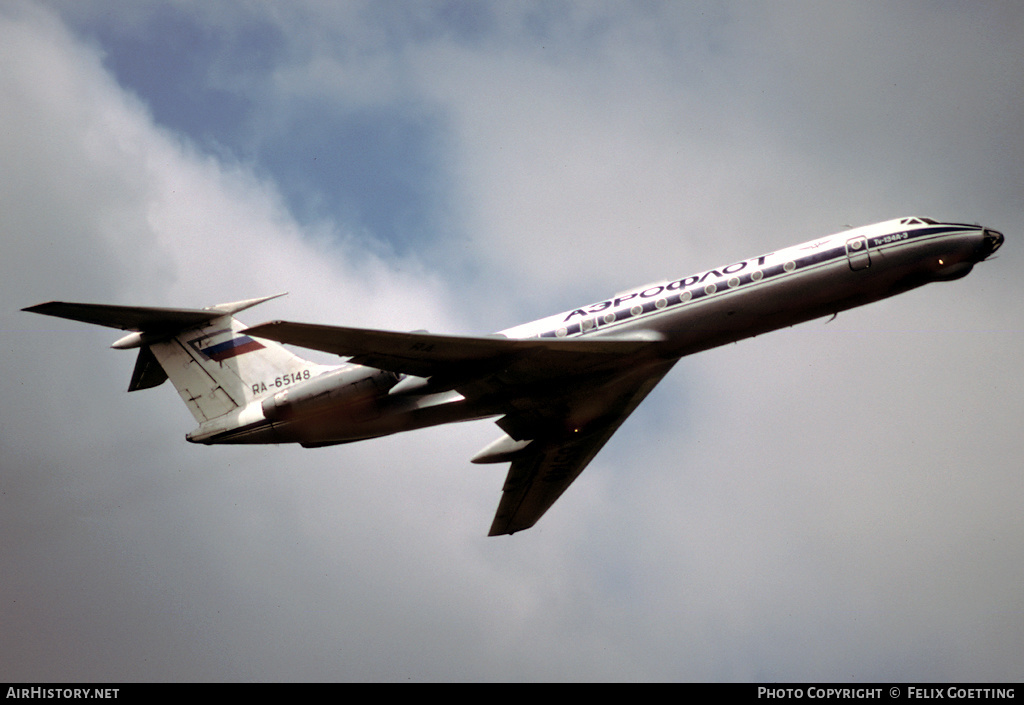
148,314,330,423
23,295,334,424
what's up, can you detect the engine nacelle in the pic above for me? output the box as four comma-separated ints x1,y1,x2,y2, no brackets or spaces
931,260,974,281
261,365,401,422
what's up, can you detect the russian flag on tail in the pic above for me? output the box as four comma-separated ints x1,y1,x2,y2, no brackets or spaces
190,333,265,361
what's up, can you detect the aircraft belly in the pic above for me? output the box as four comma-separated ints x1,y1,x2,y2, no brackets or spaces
254,390,491,446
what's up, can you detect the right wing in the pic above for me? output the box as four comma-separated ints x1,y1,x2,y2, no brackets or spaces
483,359,676,535
244,319,676,535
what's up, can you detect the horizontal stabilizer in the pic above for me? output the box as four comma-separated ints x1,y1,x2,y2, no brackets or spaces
23,293,287,334
128,345,169,391
23,301,220,332
23,293,320,424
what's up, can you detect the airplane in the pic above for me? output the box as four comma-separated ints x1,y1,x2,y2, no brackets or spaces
24,216,1004,535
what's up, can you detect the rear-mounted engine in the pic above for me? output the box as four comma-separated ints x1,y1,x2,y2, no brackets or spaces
262,365,401,422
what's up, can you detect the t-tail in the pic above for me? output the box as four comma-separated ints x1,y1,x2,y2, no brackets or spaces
22,294,333,435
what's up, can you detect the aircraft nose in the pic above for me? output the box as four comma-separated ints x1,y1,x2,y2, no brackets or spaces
980,228,1004,259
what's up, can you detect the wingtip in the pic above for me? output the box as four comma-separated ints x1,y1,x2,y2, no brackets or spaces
208,292,288,316
22,301,58,314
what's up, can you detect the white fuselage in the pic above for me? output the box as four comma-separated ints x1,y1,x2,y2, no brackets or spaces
501,217,992,346
195,217,1003,446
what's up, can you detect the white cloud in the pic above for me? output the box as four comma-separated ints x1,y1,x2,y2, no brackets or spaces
0,3,490,681
3,1,1023,681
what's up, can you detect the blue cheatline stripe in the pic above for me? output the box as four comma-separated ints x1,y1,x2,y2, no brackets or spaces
541,244,850,339
542,225,974,339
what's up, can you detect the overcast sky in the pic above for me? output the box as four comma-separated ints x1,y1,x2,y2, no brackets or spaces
2,1,1022,682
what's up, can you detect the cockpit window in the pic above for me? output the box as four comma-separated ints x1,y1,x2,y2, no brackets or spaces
900,217,937,225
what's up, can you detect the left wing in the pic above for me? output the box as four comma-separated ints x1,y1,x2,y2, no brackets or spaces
243,320,659,380
481,359,677,535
